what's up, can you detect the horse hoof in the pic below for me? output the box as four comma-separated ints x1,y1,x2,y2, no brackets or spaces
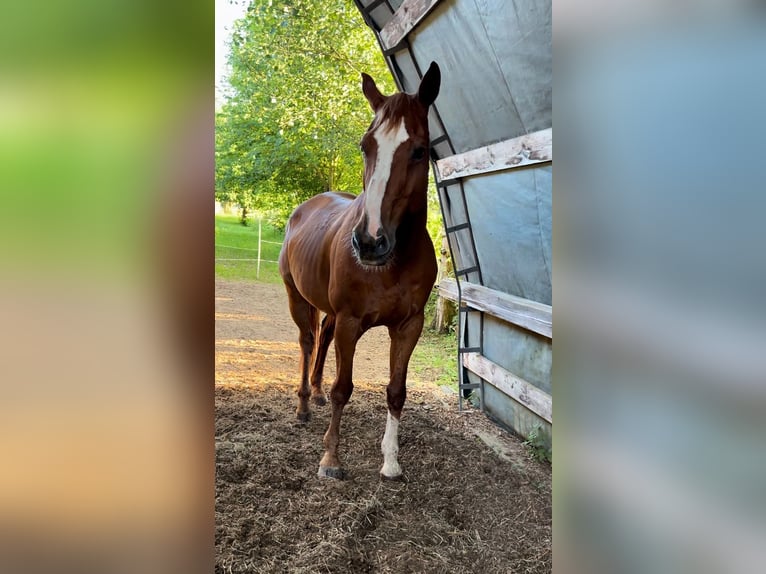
311,395,327,406
380,472,405,482
318,466,346,480
296,412,311,423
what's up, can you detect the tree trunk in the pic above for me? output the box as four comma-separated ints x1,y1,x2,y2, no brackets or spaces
433,234,457,333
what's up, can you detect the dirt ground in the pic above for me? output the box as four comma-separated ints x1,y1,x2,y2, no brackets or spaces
215,279,551,573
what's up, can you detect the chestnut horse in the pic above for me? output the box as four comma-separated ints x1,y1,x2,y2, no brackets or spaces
278,63,441,480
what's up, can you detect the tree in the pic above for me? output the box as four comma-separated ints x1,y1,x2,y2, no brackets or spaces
215,0,394,229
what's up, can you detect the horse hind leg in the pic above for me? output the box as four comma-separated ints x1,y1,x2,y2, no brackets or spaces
284,281,319,422
309,314,335,406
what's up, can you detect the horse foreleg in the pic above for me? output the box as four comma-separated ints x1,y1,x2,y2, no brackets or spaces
318,315,360,479
381,313,425,480
309,314,335,406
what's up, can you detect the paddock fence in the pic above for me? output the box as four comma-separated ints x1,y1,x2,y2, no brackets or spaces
215,219,283,279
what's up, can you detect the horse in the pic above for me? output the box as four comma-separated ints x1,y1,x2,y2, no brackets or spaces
278,62,441,480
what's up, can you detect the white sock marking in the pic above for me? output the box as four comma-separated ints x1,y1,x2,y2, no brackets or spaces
380,411,401,477
366,119,409,237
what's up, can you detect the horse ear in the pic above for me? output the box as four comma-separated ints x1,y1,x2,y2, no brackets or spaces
417,62,441,108
361,72,385,112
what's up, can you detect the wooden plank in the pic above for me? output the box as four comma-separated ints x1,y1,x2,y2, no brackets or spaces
439,279,552,339
379,0,443,52
437,277,458,300
435,128,552,181
463,353,552,423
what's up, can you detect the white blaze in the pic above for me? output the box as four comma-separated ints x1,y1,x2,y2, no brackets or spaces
366,118,409,237
380,411,401,477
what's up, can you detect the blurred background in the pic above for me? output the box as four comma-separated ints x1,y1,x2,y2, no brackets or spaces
555,1,766,573
0,1,212,572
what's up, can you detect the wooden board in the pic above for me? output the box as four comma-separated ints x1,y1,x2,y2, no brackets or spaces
439,279,552,339
435,128,552,181
379,0,444,52
463,352,552,423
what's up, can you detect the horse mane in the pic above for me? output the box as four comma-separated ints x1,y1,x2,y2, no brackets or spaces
377,92,421,125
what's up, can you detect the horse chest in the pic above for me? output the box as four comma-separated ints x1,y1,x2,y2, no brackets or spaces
329,269,428,327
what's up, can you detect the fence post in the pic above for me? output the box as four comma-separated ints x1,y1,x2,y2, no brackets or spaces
257,219,262,279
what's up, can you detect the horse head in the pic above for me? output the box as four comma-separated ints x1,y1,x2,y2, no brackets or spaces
351,62,441,266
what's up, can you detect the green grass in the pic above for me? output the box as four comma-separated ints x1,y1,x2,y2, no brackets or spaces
410,327,458,392
408,289,458,392
524,425,552,464
215,214,285,283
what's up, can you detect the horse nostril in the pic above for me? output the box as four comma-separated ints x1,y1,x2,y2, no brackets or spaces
374,234,390,256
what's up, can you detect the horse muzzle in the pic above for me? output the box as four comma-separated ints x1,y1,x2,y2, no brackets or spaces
352,228,394,266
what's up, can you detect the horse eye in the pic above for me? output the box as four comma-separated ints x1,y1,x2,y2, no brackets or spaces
411,146,426,161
